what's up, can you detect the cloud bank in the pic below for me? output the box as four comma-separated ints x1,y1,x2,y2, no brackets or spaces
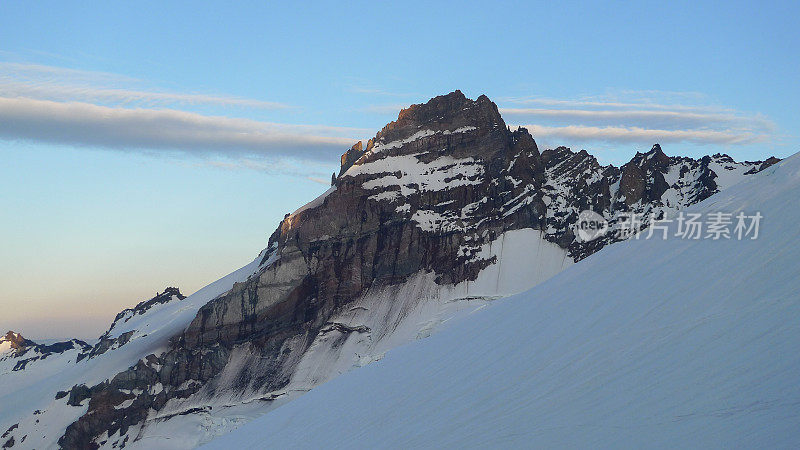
502,91,774,147
500,108,774,132
0,97,362,160
0,62,367,166
0,62,289,109
517,124,765,146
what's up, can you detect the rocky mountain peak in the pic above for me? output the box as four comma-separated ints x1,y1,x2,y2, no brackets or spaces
1,330,91,376
1,331,34,351
754,156,781,173
104,287,186,335
712,152,735,163
48,92,783,449
122,287,185,317
369,90,505,151
628,143,670,171
62,287,188,363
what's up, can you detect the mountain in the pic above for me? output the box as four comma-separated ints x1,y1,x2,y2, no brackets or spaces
0,332,36,354
86,287,186,360
203,151,800,450
0,91,782,449
1,331,91,374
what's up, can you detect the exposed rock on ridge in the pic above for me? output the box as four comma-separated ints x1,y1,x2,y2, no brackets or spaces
84,287,187,360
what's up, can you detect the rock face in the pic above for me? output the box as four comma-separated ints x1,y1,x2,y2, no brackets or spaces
3,91,781,449
339,141,365,176
183,92,545,347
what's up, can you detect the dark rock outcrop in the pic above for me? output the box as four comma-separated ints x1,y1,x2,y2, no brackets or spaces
339,141,366,176
110,287,186,326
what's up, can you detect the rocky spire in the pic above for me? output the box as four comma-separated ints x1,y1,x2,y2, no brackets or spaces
338,141,365,176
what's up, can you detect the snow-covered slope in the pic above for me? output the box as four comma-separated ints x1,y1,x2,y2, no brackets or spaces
203,153,800,449
100,229,571,449
0,251,270,449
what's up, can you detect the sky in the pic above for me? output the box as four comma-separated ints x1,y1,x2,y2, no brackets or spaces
1,0,798,339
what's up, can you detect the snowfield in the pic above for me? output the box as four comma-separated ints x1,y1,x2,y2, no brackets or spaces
203,153,800,449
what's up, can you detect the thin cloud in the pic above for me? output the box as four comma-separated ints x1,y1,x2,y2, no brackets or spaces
0,62,290,109
516,124,766,146
500,90,775,147
0,61,139,83
500,108,775,132
0,80,290,109
500,90,721,112
0,97,364,160
500,97,726,112
306,176,332,185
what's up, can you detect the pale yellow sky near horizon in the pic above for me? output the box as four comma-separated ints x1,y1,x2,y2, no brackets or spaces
0,245,259,340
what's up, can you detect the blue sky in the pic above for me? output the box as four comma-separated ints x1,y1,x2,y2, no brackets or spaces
1,0,798,339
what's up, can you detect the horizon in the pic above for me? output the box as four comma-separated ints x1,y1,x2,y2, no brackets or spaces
2,1,799,340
